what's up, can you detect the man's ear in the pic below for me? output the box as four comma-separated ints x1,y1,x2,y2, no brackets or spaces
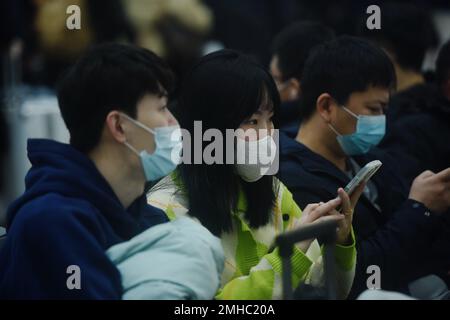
288,78,301,100
105,111,127,143
316,93,335,123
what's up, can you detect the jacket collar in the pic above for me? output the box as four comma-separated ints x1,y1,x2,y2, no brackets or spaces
279,132,389,216
280,131,353,186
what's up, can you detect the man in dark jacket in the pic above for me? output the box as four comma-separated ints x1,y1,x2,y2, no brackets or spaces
270,21,335,136
359,2,438,95
278,36,450,298
0,43,181,299
380,40,450,185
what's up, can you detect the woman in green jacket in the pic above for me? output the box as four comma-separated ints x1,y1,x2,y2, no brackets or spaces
148,50,364,299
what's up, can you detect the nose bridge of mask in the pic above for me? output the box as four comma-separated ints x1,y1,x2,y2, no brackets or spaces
236,133,274,162
342,106,386,135
154,125,182,148
333,106,386,156
357,114,386,135
235,134,277,182
236,136,257,164
341,106,386,134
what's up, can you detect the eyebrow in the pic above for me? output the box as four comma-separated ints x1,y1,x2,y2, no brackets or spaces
365,100,388,106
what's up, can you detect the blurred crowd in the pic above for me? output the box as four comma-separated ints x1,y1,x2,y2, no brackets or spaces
1,1,447,86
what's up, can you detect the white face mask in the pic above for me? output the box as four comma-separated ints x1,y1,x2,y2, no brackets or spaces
235,134,277,182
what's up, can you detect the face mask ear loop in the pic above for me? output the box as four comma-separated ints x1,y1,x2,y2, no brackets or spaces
120,112,156,136
123,140,141,157
341,106,359,119
328,123,342,137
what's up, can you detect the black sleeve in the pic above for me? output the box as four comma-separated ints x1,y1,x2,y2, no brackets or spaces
289,186,439,297
351,199,440,296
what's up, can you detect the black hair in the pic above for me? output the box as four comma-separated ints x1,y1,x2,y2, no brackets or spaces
436,40,450,87
176,49,280,236
359,2,438,72
272,21,335,81
57,43,174,153
300,36,396,121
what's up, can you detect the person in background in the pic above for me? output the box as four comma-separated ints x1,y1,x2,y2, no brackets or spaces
122,0,213,80
148,50,364,300
0,43,222,299
359,2,439,125
278,36,450,298
437,39,450,115
270,21,335,135
204,0,300,65
380,40,450,185
379,41,450,280
29,0,135,87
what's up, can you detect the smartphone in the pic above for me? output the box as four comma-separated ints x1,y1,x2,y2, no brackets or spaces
344,160,382,196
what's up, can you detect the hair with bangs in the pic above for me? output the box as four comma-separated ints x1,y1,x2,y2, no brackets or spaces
175,49,280,236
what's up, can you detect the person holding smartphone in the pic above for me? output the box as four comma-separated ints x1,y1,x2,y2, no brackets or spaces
278,36,450,298
148,50,366,300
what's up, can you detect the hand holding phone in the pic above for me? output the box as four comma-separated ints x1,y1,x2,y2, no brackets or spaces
344,160,382,196
336,160,382,213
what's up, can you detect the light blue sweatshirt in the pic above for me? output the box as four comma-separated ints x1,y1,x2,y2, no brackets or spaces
106,217,225,300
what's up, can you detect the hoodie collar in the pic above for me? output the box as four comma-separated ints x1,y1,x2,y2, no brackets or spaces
7,139,143,240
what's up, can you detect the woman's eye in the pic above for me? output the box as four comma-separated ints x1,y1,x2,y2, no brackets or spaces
247,119,258,125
